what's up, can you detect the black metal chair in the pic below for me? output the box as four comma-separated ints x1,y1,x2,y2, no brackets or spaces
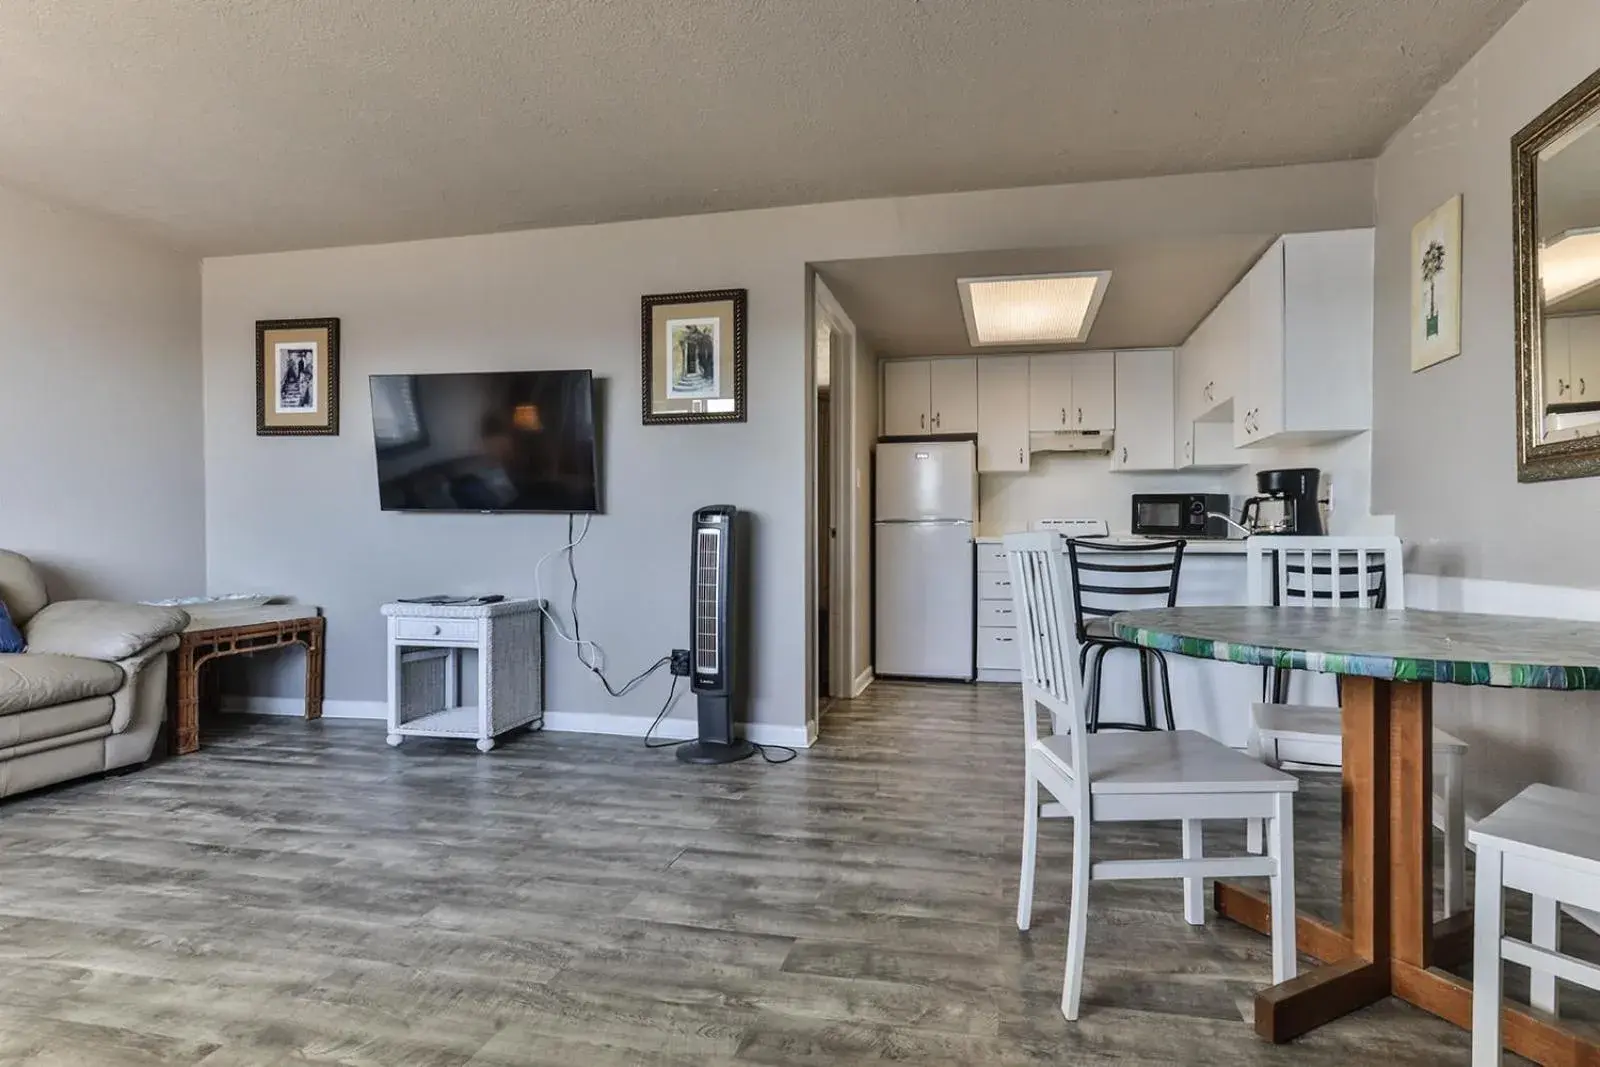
1064,537,1186,732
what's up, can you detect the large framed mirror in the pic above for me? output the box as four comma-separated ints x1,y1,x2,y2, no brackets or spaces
1515,67,1600,481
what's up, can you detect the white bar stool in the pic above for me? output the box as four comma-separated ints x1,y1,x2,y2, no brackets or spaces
1471,784,1600,1065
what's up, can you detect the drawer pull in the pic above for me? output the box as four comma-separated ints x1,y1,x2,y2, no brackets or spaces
995,636,1014,643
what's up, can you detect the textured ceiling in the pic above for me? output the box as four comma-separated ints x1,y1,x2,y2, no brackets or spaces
0,0,1526,254
817,238,1274,357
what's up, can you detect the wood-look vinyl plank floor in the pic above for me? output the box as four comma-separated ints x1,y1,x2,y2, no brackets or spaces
0,680,1584,1063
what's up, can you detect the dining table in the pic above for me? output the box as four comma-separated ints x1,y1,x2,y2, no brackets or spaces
1111,605,1600,1066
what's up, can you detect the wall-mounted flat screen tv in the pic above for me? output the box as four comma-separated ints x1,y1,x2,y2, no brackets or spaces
369,370,600,513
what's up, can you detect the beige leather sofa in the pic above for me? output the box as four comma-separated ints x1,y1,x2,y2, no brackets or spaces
0,550,189,799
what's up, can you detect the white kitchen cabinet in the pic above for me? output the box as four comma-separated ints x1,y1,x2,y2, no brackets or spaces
881,357,976,436
928,358,977,433
976,356,1030,473
1177,419,1242,470
1547,314,1600,405
1027,354,1075,431
1073,351,1116,431
882,360,932,436
1027,352,1114,432
1111,350,1175,472
1233,230,1374,447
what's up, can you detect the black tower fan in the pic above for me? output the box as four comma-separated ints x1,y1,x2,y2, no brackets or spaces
677,505,756,764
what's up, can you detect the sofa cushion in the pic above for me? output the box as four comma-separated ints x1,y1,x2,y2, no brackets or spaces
0,696,115,750
0,655,124,715
24,601,189,662
0,551,48,627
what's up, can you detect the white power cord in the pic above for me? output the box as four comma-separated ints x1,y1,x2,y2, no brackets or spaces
533,512,604,670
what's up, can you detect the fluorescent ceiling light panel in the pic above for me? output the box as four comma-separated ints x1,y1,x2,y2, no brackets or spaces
958,271,1111,346
1542,228,1600,303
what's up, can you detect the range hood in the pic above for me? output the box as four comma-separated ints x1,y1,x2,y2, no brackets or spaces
1029,430,1113,454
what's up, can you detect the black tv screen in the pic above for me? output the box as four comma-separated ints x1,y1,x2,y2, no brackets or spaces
369,370,600,513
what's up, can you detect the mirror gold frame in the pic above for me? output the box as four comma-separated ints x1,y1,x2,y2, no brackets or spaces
1514,66,1600,482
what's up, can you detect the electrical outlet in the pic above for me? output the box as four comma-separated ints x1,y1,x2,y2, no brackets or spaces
670,649,692,677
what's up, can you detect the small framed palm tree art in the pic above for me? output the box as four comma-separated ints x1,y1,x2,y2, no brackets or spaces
1410,195,1462,371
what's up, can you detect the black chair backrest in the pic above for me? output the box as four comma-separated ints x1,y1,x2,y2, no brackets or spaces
1063,538,1187,642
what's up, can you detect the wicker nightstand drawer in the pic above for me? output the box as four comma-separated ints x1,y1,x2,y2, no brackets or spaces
393,618,479,643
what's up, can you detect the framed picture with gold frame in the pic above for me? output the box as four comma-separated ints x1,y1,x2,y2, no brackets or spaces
640,289,747,425
256,317,340,436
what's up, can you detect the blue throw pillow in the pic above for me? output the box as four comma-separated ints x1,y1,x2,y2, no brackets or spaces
0,601,24,653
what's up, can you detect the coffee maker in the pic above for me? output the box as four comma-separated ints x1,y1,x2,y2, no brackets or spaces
1241,468,1324,535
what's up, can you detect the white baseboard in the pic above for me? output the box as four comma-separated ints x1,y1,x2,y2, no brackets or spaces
220,696,811,748
221,696,385,719
850,667,875,698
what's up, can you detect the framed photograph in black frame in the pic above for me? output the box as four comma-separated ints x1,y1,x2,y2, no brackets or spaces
640,289,747,425
256,317,340,436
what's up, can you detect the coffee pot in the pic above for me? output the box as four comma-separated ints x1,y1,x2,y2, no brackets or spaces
1241,468,1324,535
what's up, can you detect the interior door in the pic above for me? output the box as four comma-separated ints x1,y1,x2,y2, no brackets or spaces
1072,351,1116,431
882,360,931,436
928,358,977,434
1027,354,1073,431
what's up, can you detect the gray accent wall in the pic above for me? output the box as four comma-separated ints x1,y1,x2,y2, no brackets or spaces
201,163,1375,731
0,181,203,602
1374,0,1600,586
1373,0,1600,811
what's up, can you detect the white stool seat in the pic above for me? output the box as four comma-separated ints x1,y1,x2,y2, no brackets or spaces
1040,730,1298,795
1471,785,1600,1064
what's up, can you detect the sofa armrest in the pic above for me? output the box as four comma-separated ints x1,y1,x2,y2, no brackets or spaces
24,600,190,662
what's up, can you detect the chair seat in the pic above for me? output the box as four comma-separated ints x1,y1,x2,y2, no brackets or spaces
1037,729,1298,795
1083,617,1117,640
1471,784,1600,873
1251,703,1467,753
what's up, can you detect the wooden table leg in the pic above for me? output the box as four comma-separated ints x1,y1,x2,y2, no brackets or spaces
303,617,325,721
172,638,201,756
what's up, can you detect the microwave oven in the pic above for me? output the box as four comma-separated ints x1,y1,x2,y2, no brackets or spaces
1130,493,1231,539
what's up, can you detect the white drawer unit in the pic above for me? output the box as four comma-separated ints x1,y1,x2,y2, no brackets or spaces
978,572,1015,602
393,617,481,644
979,600,1019,628
382,598,547,752
977,626,1021,670
977,543,1009,574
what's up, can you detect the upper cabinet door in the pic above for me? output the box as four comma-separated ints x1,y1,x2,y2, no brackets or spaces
1027,354,1074,431
928,358,978,434
1564,315,1600,404
882,360,932,436
976,357,1031,473
1072,351,1116,431
1236,241,1285,446
1111,350,1174,472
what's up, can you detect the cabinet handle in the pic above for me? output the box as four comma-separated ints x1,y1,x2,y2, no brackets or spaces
996,579,1011,587
1185,441,1192,459
934,412,941,429
995,636,1014,643
1121,447,1128,463
1077,407,1083,425
1017,448,1023,464
1060,407,1066,425
920,412,926,430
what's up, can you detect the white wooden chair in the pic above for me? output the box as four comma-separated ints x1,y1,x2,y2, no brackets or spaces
1241,535,1469,916
1006,532,1299,1021
1471,784,1600,1065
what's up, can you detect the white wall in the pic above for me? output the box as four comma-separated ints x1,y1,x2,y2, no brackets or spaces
1372,0,1600,814
201,161,1374,736
0,181,203,601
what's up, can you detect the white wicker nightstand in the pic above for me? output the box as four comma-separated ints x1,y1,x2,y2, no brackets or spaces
381,598,546,752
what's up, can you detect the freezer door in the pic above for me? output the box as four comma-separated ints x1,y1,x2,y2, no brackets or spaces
875,440,977,521
874,522,975,680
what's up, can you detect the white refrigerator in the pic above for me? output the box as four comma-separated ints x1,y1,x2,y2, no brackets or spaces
874,440,976,680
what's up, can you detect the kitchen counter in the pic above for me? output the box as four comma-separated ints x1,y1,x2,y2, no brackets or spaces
974,533,1250,555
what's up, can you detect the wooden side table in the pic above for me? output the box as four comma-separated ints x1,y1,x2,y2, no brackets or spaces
170,609,326,755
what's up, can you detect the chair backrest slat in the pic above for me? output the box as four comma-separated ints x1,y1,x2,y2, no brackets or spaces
1006,533,1091,810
